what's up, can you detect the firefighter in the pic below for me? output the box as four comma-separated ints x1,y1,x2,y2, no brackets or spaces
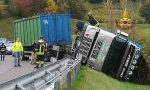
35,37,45,68
0,43,6,61
88,12,100,27
12,38,23,67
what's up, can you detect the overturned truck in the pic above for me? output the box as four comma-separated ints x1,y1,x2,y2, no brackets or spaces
73,21,150,84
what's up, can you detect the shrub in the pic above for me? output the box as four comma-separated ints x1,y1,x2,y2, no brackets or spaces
16,0,32,17
0,1,4,18
8,0,19,17
43,0,57,14
67,0,88,20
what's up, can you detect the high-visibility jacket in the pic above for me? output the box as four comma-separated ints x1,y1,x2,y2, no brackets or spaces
12,42,23,52
36,43,45,55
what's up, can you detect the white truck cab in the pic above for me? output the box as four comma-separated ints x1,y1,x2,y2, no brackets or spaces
75,23,144,81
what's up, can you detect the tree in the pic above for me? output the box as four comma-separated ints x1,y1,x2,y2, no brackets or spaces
4,0,10,5
16,0,32,17
8,0,19,17
32,0,44,15
0,1,3,16
0,1,5,18
57,0,69,13
43,0,57,14
139,3,150,23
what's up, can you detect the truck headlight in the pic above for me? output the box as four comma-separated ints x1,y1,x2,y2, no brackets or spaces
132,60,137,65
130,65,135,70
128,71,133,75
134,55,139,59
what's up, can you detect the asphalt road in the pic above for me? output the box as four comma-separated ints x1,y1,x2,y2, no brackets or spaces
0,55,35,84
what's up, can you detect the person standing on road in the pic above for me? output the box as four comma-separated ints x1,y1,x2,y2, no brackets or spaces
0,43,6,61
12,38,23,67
88,12,100,27
35,37,45,68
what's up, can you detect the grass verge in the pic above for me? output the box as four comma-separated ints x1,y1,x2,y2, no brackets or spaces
69,66,150,90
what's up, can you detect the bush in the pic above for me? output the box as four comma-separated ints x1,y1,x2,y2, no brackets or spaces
139,3,150,23
67,0,88,20
8,0,19,17
43,0,57,14
0,1,4,18
88,0,103,3
32,0,44,15
16,0,32,17
57,0,69,13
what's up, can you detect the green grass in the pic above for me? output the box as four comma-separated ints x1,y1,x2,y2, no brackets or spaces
137,24,150,48
68,66,150,90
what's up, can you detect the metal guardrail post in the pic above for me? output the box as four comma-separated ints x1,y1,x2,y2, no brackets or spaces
67,71,71,90
73,65,78,80
77,62,81,76
54,71,60,90
54,80,60,90
74,61,81,81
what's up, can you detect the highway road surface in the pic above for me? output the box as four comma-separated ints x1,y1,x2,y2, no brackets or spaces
0,55,37,84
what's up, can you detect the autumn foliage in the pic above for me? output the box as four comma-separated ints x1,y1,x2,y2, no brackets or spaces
14,0,57,17
32,0,44,15
43,0,57,14
16,0,32,17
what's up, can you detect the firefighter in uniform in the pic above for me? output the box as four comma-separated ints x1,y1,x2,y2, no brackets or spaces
35,37,45,68
0,43,6,61
88,12,100,27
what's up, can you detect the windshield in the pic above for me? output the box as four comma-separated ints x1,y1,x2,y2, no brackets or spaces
97,40,112,62
95,35,114,70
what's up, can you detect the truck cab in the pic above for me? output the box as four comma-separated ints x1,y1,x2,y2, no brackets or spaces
75,23,143,80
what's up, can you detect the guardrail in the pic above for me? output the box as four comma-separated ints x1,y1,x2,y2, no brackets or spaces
0,54,82,90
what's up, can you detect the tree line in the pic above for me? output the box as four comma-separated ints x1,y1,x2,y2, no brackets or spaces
0,0,88,20
0,0,149,23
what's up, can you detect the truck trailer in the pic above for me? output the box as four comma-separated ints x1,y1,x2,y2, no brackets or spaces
14,14,72,61
74,22,149,83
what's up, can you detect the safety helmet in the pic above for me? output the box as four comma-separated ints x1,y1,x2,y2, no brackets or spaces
88,12,92,16
38,39,44,43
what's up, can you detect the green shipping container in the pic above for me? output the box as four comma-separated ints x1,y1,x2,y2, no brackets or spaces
14,16,41,46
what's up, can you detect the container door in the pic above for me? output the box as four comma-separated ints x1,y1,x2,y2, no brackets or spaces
40,15,56,45
55,14,72,45
30,17,41,44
